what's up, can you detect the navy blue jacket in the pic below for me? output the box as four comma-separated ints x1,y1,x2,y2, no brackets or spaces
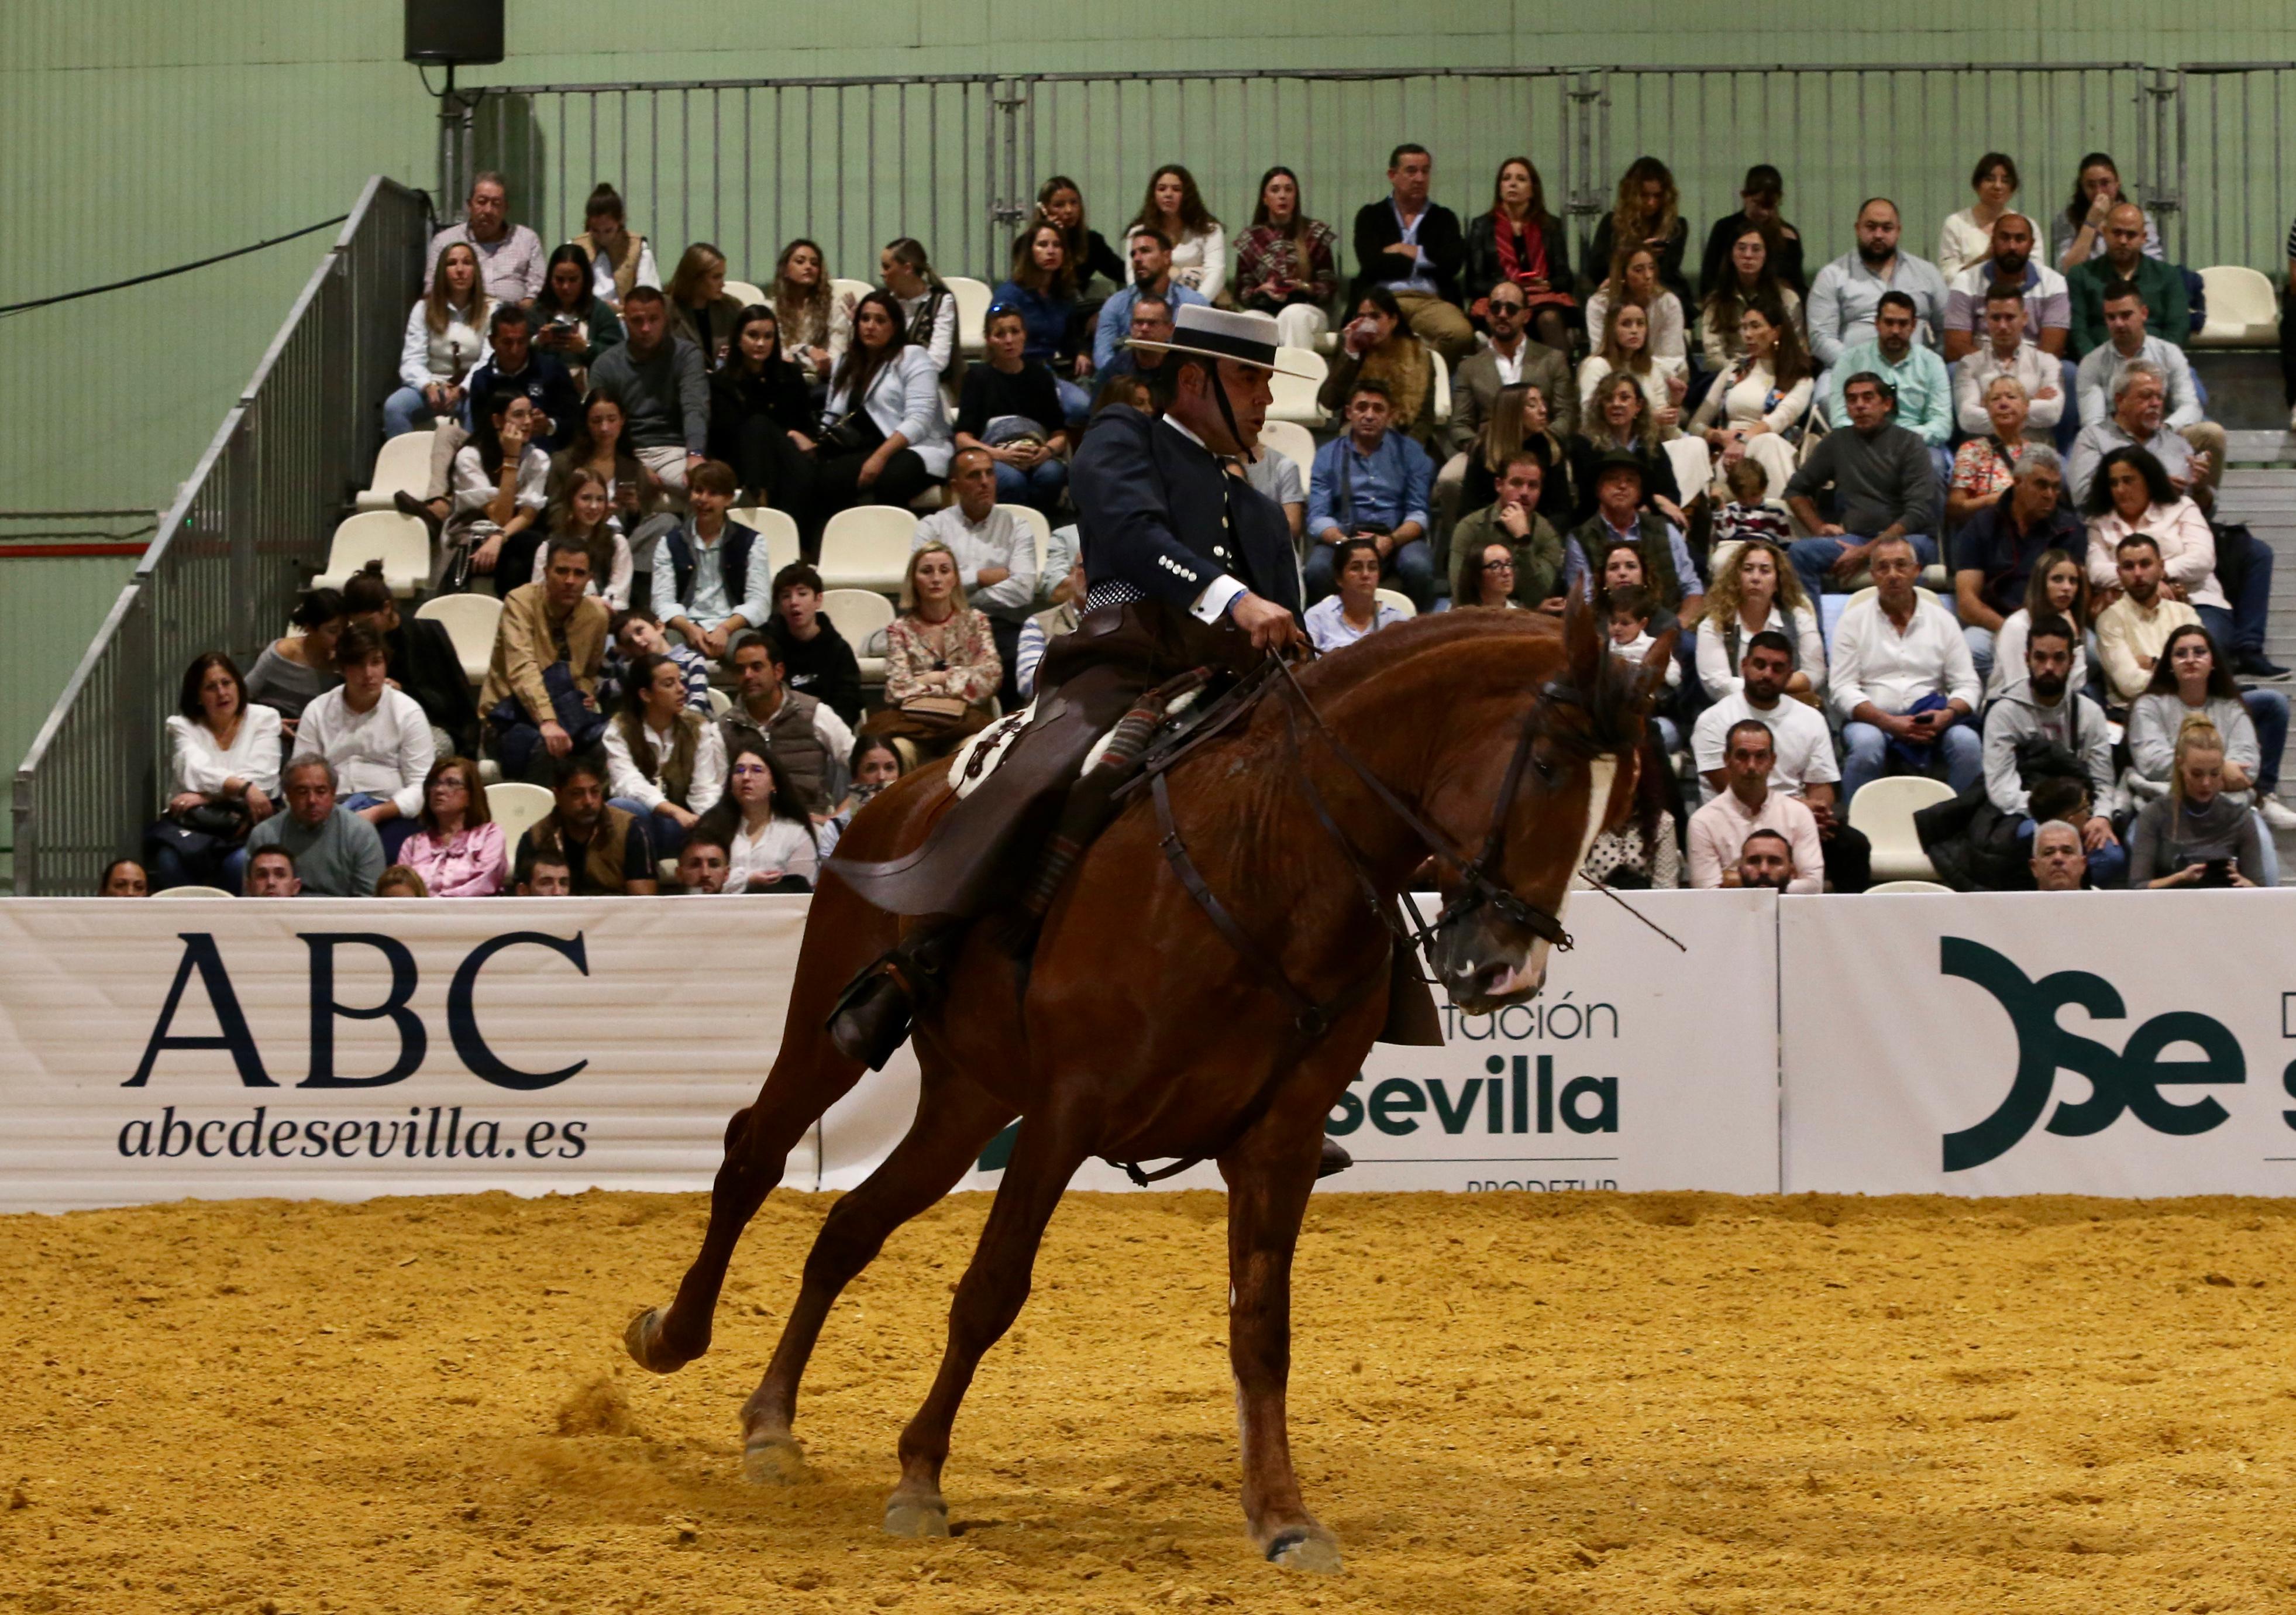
1069,404,1302,617
469,351,582,451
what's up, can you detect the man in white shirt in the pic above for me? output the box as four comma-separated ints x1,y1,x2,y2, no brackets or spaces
914,447,1041,705
1690,632,1870,891
1687,719,1825,894
297,622,435,859
2074,280,2223,503
1829,535,1983,806
1805,198,1950,370
1953,284,2066,440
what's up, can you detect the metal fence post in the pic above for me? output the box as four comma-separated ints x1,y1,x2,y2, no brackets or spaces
1567,72,1606,259
2142,67,2184,265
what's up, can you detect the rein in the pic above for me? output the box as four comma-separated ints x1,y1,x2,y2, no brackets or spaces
1111,640,1609,1186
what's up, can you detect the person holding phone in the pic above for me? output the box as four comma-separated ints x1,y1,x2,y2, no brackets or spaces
2132,716,2266,888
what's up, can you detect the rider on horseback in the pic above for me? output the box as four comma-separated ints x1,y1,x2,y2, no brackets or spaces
827,306,1311,1067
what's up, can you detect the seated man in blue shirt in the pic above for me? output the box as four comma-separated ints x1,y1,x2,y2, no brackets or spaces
1092,232,1209,375
1304,379,1436,611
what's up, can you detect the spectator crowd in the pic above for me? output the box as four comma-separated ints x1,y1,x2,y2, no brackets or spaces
110,145,2296,899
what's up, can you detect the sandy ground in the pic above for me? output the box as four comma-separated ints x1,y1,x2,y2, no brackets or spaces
4,1188,2295,1614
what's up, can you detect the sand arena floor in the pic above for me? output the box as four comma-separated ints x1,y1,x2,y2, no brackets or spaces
5,1188,2296,1614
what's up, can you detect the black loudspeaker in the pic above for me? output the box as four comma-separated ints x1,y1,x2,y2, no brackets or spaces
406,0,504,66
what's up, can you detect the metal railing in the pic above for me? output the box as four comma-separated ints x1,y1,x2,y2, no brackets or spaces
446,61,2282,290
10,177,428,895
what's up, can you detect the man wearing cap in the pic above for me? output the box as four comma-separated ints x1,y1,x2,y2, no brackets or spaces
828,307,1340,1071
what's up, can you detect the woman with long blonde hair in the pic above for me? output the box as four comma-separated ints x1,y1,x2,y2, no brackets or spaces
385,241,493,435
1696,538,1825,701
1585,156,1689,305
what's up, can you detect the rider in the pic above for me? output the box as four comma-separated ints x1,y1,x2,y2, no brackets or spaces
828,305,1309,1064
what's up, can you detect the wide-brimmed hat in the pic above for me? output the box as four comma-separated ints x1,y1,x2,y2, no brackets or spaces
1128,305,1321,379
1593,448,1648,480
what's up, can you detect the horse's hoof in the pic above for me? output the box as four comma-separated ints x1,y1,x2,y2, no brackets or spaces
622,1307,687,1375
1266,1529,1343,1575
883,1493,951,1538
741,1435,809,1485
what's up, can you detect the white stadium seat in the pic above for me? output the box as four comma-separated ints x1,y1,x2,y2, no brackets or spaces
152,885,235,899
1256,419,1316,478
819,505,917,596
414,592,503,686
313,510,431,597
1849,775,1957,884
1375,587,1419,620
725,506,803,578
486,782,557,867
2192,266,2279,347
722,279,769,310
1867,879,1954,894
356,430,437,513
946,276,994,358
1266,346,1328,428
824,587,896,684
1430,348,1452,427
830,277,874,313
1008,503,1053,581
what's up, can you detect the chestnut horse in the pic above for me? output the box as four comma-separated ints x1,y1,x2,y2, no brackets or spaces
625,599,1663,1572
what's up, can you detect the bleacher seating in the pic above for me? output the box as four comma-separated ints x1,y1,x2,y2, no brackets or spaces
725,506,803,579
150,885,235,899
947,276,993,359
356,430,436,513
723,279,769,310
1850,776,1956,884
486,782,556,868
1266,346,1328,428
825,587,896,685
819,506,915,596
414,592,502,686
1256,420,1316,478
2192,266,2280,347
1375,587,1419,621
314,511,432,597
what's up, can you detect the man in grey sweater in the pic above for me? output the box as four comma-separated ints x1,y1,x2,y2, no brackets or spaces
1784,370,1937,604
1980,614,2125,884
243,756,386,897
588,286,708,496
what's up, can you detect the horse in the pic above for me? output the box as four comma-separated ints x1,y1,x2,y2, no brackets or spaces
623,596,1666,1573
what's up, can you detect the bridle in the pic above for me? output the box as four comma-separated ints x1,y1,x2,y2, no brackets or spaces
1272,652,1579,963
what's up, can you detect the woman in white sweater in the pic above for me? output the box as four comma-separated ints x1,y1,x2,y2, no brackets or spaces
1688,298,1813,500
152,651,283,891
702,739,821,893
1935,152,2020,280
604,652,727,858
384,242,493,437
295,623,436,855
1581,246,1686,360
814,289,953,520
1125,164,1228,304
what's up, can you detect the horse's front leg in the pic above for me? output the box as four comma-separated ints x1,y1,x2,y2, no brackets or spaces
1219,1085,1341,1573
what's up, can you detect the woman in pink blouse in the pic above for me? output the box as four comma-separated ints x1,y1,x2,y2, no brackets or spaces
860,541,1002,759
396,755,508,898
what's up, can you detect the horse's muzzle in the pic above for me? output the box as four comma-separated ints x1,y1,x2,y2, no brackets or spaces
1433,915,1551,1014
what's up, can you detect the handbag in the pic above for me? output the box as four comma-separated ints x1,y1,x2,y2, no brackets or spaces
899,693,969,722
172,798,251,841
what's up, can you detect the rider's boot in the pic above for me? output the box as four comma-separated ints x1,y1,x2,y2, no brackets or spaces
827,920,966,1070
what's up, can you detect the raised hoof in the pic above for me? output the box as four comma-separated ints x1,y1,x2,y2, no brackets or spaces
622,1307,692,1375
1266,1529,1343,1575
882,1494,951,1539
741,1435,810,1485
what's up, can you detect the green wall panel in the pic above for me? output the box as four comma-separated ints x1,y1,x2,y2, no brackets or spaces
0,555,139,853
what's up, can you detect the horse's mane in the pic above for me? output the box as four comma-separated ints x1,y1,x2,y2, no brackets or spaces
1291,610,1648,753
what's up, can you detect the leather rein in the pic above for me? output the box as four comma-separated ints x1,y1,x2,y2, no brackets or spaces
1110,647,1592,1186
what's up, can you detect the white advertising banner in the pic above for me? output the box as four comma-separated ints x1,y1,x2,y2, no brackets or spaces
1781,891,2296,1197
945,889,1783,1195
0,898,922,1215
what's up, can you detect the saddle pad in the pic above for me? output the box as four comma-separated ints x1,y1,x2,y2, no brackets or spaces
948,686,1209,801
948,702,1037,800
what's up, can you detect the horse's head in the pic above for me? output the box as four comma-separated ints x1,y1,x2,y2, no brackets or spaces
1425,590,1671,1013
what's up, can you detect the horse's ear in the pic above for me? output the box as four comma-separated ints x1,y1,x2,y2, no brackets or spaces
1561,576,1605,693
1636,626,1680,705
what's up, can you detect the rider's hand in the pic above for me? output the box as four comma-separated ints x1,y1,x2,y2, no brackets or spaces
1230,592,1302,651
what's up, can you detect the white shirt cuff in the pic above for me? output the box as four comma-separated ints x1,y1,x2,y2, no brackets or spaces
1190,575,1248,625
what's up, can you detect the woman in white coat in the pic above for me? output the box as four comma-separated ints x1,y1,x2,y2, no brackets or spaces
812,288,952,524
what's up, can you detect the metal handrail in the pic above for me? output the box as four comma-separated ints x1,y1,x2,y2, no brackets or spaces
11,176,428,895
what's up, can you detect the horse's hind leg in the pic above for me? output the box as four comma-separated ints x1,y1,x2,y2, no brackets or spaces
625,878,891,1375
1220,1087,1343,1573
739,1064,1016,1483
883,1103,1091,1537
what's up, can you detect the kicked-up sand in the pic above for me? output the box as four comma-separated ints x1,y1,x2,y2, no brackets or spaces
4,1187,2294,1613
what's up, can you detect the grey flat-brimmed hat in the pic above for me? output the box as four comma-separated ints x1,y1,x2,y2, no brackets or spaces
1128,304,1321,379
